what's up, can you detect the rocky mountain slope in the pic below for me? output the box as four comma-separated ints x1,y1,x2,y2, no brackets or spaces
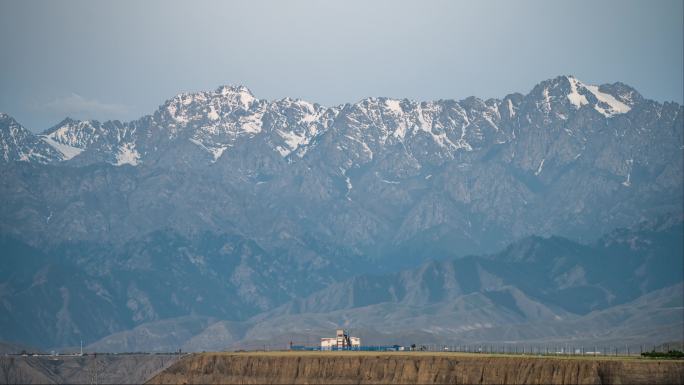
81,220,682,352
0,76,682,351
1,76,681,254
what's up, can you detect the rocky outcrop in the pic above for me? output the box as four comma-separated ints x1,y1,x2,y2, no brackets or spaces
147,352,684,385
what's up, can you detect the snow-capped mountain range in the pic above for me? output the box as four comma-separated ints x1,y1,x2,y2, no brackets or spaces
0,76,655,168
0,75,682,350
0,76,684,254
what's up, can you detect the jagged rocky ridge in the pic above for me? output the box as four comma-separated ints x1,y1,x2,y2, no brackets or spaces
1,76,681,253
0,76,674,168
0,76,682,350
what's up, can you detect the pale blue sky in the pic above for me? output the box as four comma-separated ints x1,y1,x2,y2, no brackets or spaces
1,0,682,131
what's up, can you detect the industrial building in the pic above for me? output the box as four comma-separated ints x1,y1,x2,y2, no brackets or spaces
321,329,361,350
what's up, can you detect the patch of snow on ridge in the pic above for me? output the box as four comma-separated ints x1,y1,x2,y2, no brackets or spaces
622,158,633,187
219,85,256,109
535,158,545,176
567,77,589,108
566,76,631,117
275,146,290,157
209,146,228,162
277,129,307,156
300,112,320,124
507,99,516,118
485,117,500,131
416,105,431,133
340,167,352,200
238,113,263,134
167,103,189,124
384,99,403,115
115,142,140,166
238,90,255,109
298,101,321,124
584,84,631,117
393,120,408,140
344,134,373,159
207,105,220,121
376,172,400,184
189,138,229,162
40,135,83,160
541,87,551,112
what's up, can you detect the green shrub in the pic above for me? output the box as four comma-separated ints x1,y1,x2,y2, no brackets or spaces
641,350,684,359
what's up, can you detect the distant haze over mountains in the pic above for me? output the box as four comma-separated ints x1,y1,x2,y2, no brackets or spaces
0,76,682,351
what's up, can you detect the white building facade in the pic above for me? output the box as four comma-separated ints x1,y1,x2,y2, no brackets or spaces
321,329,361,350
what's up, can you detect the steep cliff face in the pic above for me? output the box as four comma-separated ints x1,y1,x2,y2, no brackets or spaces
147,352,684,385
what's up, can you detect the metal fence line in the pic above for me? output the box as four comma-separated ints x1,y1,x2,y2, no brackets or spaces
263,341,684,357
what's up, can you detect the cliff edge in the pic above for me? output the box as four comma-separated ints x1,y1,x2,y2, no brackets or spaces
146,352,684,384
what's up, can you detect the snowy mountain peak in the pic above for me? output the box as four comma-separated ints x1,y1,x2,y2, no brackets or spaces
215,84,257,109
50,116,79,128
527,75,636,119
564,76,632,117
383,98,404,115
43,118,100,139
0,113,22,129
0,114,21,132
1,113,63,163
216,84,253,95
162,85,260,129
39,118,107,160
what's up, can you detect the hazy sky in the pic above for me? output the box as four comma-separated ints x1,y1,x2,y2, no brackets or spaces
1,0,682,131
